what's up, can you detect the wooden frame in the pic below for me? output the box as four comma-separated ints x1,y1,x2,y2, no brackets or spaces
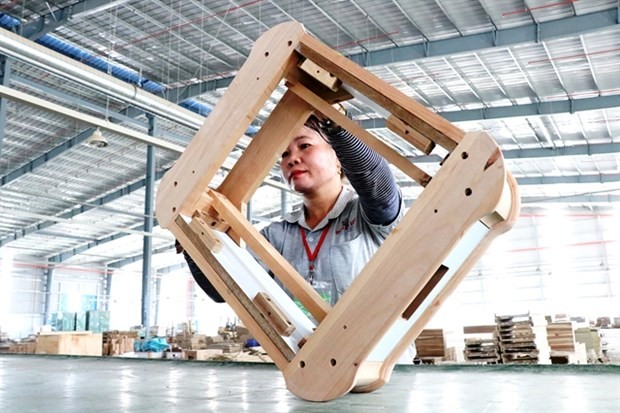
155,22,520,402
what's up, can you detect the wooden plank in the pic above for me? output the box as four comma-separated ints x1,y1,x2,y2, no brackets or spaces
174,216,295,367
217,90,314,209
286,80,432,187
156,22,307,228
464,325,496,335
298,33,464,152
254,292,296,337
208,190,331,323
385,115,435,155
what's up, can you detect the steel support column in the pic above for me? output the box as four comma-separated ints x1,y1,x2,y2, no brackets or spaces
0,55,11,160
141,115,156,338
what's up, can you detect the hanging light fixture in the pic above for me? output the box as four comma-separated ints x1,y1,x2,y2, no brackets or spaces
85,127,109,148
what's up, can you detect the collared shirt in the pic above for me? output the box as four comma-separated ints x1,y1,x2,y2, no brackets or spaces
260,185,404,305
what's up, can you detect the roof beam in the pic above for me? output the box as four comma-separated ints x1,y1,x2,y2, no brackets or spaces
171,9,619,101
0,170,165,247
108,244,175,268
521,194,620,204
48,224,143,263
19,0,131,40
347,9,618,67
411,142,620,163
517,173,620,186
359,94,620,129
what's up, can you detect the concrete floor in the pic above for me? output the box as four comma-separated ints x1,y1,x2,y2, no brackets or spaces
1,355,619,412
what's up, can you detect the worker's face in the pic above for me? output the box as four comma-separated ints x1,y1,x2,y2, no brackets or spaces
280,126,341,194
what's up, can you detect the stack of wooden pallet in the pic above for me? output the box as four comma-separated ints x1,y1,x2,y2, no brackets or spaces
495,313,539,364
463,325,500,364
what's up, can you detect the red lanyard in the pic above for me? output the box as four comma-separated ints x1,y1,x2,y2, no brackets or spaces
300,222,331,282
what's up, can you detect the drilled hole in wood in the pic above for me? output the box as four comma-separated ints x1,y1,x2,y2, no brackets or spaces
288,41,292,46
330,359,337,367
434,209,438,213
192,170,195,174
465,188,472,196
299,360,306,368
343,325,347,330
461,152,469,159
173,181,178,187
405,130,409,135
256,77,260,80
264,51,269,57
172,207,176,213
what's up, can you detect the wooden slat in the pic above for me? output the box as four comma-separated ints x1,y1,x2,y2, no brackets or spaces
217,91,313,209
208,190,331,323
174,216,296,366
298,33,464,152
286,81,432,187
385,115,435,155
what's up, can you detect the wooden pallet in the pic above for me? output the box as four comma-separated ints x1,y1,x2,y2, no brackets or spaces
155,22,520,401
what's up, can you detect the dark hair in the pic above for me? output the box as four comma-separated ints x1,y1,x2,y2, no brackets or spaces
303,114,346,180
304,114,326,139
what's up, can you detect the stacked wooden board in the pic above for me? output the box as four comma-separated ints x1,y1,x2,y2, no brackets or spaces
546,322,576,352
495,313,539,364
414,329,446,363
463,325,500,364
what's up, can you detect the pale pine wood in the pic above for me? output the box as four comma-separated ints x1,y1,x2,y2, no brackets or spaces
217,91,314,208
209,190,331,323
385,115,435,155
354,173,520,393
285,64,353,104
156,22,307,229
172,216,295,369
254,292,296,337
189,215,222,253
155,22,519,402
297,33,464,151
299,58,341,91
284,131,509,401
